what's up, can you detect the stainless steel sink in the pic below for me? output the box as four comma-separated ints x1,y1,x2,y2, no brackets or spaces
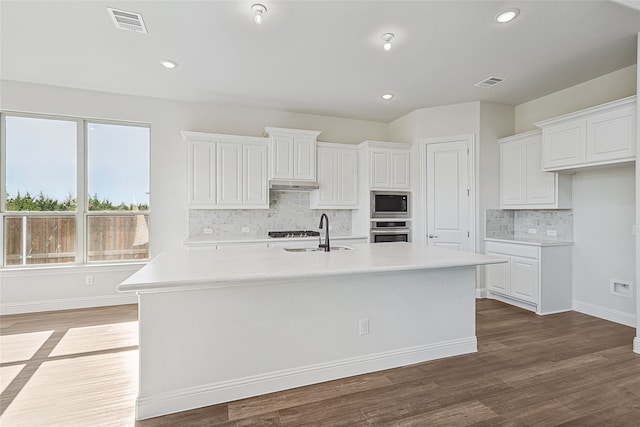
283,246,352,252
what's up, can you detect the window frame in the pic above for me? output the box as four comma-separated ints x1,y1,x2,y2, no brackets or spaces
0,111,151,268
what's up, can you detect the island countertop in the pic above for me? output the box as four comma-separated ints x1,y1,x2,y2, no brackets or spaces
118,242,506,293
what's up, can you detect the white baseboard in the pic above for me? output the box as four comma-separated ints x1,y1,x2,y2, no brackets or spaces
487,292,537,313
136,336,477,420
476,288,486,299
573,300,636,327
0,294,137,315
634,337,640,354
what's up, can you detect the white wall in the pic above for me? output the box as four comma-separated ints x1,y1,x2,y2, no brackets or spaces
0,80,388,314
389,102,480,250
388,102,514,296
572,166,636,326
477,103,515,294
515,68,637,327
515,65,637,133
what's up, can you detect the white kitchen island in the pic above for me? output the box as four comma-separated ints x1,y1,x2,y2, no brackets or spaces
118,242,505,420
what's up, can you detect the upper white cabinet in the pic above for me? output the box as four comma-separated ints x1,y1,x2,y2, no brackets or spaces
182,131,269,209
359,141,411,190
536,96,636,172
310,142,358,209
499,130,571,209
264,127,321,182
188,139,217,208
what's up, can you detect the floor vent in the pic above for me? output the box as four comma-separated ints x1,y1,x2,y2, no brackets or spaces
474,76,506,88
107,7,147,34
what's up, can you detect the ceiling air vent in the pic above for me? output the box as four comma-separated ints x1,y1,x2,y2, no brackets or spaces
474,76,506,88
107,7,147,34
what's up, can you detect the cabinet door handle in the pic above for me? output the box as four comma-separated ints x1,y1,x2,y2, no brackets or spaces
428,234,438,238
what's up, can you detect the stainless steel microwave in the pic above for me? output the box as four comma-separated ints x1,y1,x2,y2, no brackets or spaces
370,191,410,218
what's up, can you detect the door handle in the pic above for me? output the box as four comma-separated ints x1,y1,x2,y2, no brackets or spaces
428,234,438,238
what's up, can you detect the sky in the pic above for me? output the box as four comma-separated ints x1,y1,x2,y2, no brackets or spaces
5,116,149,206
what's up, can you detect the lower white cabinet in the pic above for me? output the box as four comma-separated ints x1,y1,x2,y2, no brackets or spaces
485,240,572,315
311,142,358,209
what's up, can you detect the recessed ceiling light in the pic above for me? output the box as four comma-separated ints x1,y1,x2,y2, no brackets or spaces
160,60,178,69
494,8,520,23
381,93,394,100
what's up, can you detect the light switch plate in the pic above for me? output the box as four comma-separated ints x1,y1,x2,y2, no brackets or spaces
528,229,537,234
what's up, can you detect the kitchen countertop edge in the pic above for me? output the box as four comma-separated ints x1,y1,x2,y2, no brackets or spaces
118,243,507,293
184,233,369,246
485,237,574,247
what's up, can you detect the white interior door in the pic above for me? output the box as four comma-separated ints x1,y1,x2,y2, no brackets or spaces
426,139,472,251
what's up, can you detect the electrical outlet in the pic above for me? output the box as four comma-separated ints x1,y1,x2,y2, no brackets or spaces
547,229,557,237
85,275,94,286
528,229,537,234
203,228,213,234
241,227,250,233
359,319,369,336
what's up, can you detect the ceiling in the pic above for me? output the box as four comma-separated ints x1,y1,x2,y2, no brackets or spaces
1,1,639,123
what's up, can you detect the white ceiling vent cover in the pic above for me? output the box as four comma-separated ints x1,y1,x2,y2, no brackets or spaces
474,76,506,88
107,7,147,34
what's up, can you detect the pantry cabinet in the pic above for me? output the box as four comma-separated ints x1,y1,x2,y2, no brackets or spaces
499,130,571,209
537,96,636,172
182,131,269,209
484,239,572,315
310,142,358,209
264,127,321,182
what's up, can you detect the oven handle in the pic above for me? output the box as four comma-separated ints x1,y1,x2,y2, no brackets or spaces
370,228,411,234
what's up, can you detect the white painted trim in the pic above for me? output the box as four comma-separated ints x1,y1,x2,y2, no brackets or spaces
0,294,137,315
573,300,637,328
476,287,487,299
0,262,144,278
487,291,537,313
135,336,477,420
636,32,640,357
180,130,269,145
534,95,636,127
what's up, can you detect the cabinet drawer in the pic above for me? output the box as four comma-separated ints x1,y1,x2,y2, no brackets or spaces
485,241,539,259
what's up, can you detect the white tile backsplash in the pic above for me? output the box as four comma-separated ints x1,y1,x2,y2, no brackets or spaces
486,209,573,241
189,191,352,238
514,210,573,240
485,209,515,238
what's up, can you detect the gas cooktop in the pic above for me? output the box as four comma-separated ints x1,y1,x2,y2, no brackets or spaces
268,230,320,238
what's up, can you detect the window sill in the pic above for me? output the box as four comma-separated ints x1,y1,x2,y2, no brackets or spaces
0,262,147,278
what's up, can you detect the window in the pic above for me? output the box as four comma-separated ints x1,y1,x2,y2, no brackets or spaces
1,113,150,267
87,122,149,262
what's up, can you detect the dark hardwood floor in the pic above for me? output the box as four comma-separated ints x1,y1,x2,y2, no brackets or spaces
1,299,638,426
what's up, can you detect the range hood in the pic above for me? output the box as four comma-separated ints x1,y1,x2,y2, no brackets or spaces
269,180,319,191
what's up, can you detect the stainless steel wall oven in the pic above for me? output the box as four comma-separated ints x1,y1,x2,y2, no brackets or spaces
370,220,411,243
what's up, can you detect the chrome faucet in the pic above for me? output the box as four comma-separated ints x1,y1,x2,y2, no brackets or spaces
318,213,330,252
